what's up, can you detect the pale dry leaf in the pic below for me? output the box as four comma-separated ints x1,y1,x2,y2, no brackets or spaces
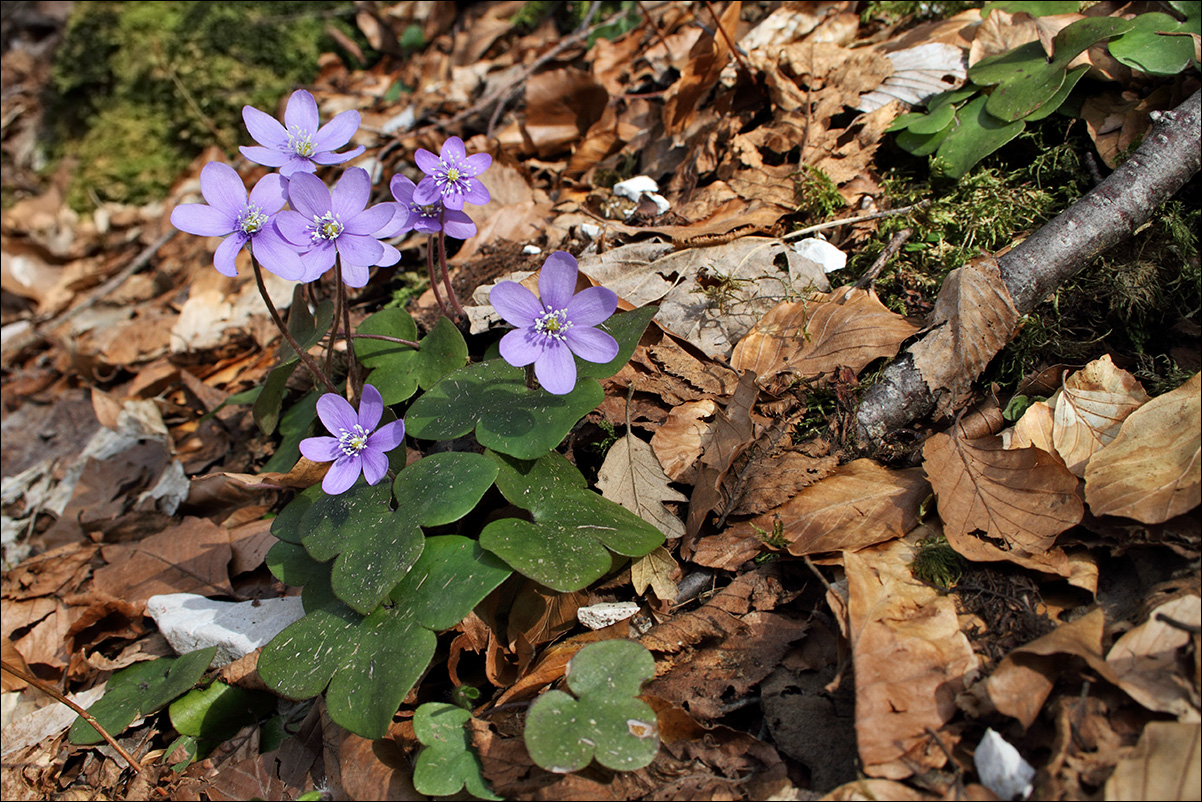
1106,594,1201,721
596,433,688,541
845,535,979,779
1004,398,1055,453
726,459,929,557
731,287,919,385
731,446,840,516
1104,721,1201,801
630,545,680,602
924,426,1083,564
1053,355,1150,476
1085,372,1201,524
655,237,830,358
910,255,1020,417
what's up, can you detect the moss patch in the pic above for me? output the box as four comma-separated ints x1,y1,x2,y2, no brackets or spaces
49,1,373,210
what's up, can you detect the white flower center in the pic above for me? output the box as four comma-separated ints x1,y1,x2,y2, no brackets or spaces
311,211,344,241
238,205,268,235
288,126,316,158
338,424,370,456
535,309,572,341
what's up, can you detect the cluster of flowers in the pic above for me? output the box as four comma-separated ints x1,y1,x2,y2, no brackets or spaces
170,89,492,287
171,89,620,495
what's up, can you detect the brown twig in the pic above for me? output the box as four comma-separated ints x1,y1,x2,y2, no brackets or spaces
339,331,421,349
780,201,931,241
845,227,912,299
701,0,751,77
1,660,143,774
251,256,339,395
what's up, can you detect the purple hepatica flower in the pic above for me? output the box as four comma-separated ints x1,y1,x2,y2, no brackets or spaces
275,167,400,287
300,384,404,495
378,175,477,240
170,161,304,280
490,251,619,395
412,136,491,212
241,89,365,178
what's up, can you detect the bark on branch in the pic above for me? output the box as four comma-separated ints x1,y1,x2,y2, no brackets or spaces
855,89,1201,447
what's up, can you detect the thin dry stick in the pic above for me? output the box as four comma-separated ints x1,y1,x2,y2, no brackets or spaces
701,0,752,76
633,0,673,55
841,227,913,301
780,201,931,240
1,660,143,774
340,331,421,349
251,256,339,395
335,265,360,398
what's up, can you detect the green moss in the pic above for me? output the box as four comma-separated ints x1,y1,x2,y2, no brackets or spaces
793,164,844,223
861,1,980,26
49,1,373,210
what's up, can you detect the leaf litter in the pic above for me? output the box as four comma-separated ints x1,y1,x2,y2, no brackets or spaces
1,2,1199,800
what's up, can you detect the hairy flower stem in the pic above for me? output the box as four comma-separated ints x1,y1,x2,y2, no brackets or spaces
437,211,466,322
426,235,450,317
251,255,339,395
525,364,537,390
338,331,421,349
335,263,361,399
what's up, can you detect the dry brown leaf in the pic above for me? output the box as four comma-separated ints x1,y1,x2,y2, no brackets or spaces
685,371,759,543
731,445,841,516
1106,594,1201,720
92,516,234,605
924,425,1083,564
662,0,740,135
1053,355,1150,476
523,68,608,158
1104,721,1201,801
727,459,928,557
843,535,979,779
910,255,1020,417
1085,372,1201,524
631,545,680,602
731,287,919,385
651,399,718,483
986,608,1121,729
596,433,688,540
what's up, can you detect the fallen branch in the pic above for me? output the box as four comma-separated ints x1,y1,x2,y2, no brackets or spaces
854,89,1201,447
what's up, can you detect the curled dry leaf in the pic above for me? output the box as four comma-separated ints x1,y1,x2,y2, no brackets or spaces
1085,372,1201,524
1053,354,1150,476
730,287,919,387
986,608,1121,729
726,458,929,557
1005,397,1056,453
1106,594,1201,720
924,425,1084,567
651,399,718,483
630,545,679,602
844,535,979,779
910,255,1019,417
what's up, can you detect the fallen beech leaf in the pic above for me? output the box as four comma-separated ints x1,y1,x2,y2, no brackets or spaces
986,608,1121,728
924,425,1083,563
1085,372,1201,524
93,516,234,605
651,399,718,483
662,0,740,135
727,459,928,557
630,545,679,602
730,287,919,385
1005,397,1056,453
731,445,840,516
1053,355,1150,476
685,371,759,543
910,255,1019,416
1106,594,1201,719
596,433,687,541
523,68,608,157
1104,721,1201,801
844,535,979,779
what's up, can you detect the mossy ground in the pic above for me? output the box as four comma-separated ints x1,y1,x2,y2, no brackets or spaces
47,1,373,210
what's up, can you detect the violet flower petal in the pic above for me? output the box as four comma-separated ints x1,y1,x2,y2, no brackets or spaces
490,282,543,327
414,149,439,174
358,385,384,430
564,285,618,327
317,392,359,434
359,448,389,486
534,343,576,395
287,172,332,218
242,105,289,150
310,146,365,166
331,167,371,218
368,419,406,454
335,234,384,270
170,204,233,237
538,252,579,311
284,89,320,135
441,209,477,240
248,173,290,214
315,109,360,151
343,203,395,236
200,162,248,217
238,146,290,168
323,456,362,495
212,234,246,277
339,260,370,288
300,436,343,463
411,176,439,206
499,328,544,367
565,326,619,364
250,225,305,281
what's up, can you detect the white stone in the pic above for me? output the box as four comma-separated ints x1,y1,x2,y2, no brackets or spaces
791,237,847,274
580,223,602,240
613,176,659,201
975,728,1035,801
146,593,305,668
522,244,542,255
577,601,640,630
